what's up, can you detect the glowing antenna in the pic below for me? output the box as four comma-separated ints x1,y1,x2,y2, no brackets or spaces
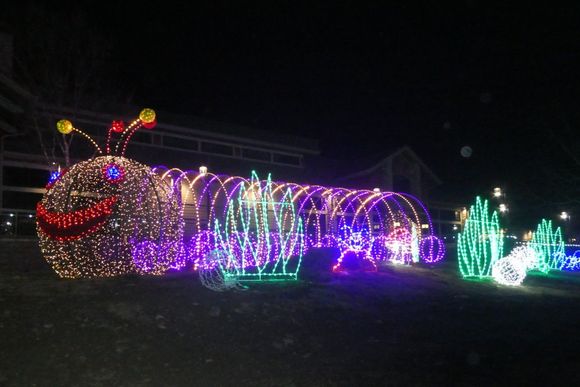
106,120,125,154
56,119,103,155
57,108,156,157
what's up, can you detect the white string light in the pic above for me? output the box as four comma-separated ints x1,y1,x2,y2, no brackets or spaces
199,250,242,291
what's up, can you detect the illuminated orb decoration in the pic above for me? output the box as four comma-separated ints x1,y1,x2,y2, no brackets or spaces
529,219,565,273
508,246,538,271
492,246,536,286
199,249,241,291
492,255,527,286
37,109,183,278
458,197,504,278
139,108,156,123
420,235,446,263
56,119,73,134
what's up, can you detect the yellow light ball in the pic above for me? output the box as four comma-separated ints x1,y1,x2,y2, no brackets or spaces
139,108,156,124
56,119,73,134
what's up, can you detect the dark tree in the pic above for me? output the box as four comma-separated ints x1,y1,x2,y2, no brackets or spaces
8,4,118,166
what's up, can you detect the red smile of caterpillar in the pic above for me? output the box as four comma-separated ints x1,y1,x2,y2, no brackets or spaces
36,196,118,241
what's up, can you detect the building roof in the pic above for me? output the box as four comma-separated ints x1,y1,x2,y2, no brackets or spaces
332,145,442,185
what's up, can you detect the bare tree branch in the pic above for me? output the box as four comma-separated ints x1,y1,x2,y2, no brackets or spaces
10,5,116,167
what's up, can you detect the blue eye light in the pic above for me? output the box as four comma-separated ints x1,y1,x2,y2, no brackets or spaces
103,163,124,184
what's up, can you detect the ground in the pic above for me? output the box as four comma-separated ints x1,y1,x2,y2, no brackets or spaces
1,241,580,386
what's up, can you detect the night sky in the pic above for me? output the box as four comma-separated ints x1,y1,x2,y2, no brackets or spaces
3,2,580,226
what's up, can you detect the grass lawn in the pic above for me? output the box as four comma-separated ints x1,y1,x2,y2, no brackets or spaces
1,241,580,386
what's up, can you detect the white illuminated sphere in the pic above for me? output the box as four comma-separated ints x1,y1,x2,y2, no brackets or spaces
508,246,538,270
492,256,527,286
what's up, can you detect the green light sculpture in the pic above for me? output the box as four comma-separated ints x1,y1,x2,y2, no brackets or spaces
458,196,504,278
214,171,304,282
529,219,565,273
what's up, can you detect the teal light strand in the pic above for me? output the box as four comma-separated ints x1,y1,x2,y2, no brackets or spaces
458,196,504,278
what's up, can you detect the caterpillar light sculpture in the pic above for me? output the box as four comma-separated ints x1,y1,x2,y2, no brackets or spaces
37,109,444,280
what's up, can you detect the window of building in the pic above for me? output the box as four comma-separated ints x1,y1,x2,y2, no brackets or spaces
2,191,43,210
3,166,48,188
130,131,152,144
163,136,199,151
152,134,163,146
201,142,234,156
241,148,271,162
273,153,301,166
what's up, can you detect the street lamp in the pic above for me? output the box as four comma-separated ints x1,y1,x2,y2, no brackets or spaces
493,187,502,198
560,211,571,242
499,203,508,213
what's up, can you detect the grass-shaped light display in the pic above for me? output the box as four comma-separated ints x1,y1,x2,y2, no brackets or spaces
213,172,305,282
37,109,183,278
529,219,565,273
458,196,504,278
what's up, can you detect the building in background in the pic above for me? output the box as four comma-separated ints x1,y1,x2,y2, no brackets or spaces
0,33,462,237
